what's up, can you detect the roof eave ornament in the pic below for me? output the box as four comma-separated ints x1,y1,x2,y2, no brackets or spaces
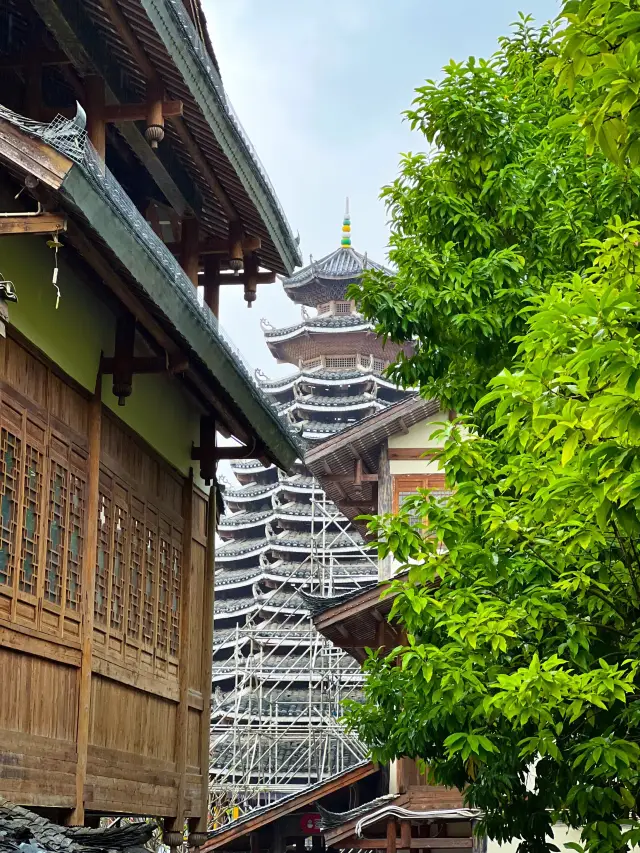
260,317,275,332
341,196,351,248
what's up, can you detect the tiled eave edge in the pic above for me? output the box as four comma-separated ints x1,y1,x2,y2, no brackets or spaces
143,0,302,274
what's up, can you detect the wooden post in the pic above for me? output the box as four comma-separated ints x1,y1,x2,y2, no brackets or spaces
70,373,102,824
387,818,397,853
181,217,200,287
189,481,215,838
400,821,412,851
250,832,260,853
203,255,220,319
85,76,106,162
172,472,194,837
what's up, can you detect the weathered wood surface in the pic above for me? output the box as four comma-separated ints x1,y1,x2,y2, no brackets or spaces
0,334,208,821
0,117,72,189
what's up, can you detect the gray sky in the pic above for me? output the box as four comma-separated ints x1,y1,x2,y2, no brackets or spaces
202,0,561,377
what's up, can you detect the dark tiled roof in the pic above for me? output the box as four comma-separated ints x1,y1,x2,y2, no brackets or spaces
264,314,370,338
298,582,379,616
218,509,273,528
216,538,268,559
317,795,397,830
222,482,278,499
283,246,390,287
0,799,154,853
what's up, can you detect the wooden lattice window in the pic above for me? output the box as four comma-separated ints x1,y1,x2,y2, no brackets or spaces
372,358,385,372
95,493,111,624
66,473,84,610
393,474,450,527
0,428,21,588
45,462,67,604
127,517,143,639
335,301,353,314
110,504,127,632
142,526,156,645
20,445,42,596
326,355,357,370
156,535,170,652
169,543,181,658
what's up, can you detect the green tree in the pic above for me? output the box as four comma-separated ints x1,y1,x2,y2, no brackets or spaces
344,224,640,853
552,0,640,166
350,16,640,415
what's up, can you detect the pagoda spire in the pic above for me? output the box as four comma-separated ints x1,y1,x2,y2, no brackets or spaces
340,197,351,247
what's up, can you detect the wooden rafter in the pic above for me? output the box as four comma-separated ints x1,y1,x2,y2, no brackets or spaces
0,211,66,235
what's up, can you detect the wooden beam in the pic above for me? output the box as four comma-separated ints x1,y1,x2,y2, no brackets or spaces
104,100,183,123
203,254,220,318
218,271,276,285
0,116,72,189
323,473,378,483
0,49,71,69
43,100,184,125
0,212,66,235
85,75,106,161
71,373,102,824
180,216,200,286
166,235,261,257
388,448,438,461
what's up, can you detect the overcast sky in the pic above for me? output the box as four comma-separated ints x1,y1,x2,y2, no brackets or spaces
202,0,560,377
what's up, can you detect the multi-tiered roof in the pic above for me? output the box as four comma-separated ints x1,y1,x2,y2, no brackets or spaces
210,207,413,812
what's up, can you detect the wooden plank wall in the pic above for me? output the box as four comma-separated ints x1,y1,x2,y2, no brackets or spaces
0,333,211,821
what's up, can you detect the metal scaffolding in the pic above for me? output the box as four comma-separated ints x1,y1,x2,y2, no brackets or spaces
209,478,377,825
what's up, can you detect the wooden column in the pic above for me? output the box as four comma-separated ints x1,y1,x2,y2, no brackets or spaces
250,832,260,853
190,482,216,838
378,443,393,581
170,471,194,839
85,76,106,162
203,255,220,318
70,374,102,824
181,217,200,287
387,818,397,853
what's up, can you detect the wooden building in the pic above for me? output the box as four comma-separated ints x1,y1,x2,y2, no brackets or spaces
302,398,475,852
201,762,382,853
0,0,302,842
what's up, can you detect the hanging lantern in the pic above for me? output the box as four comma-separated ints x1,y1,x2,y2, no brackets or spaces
145,91,165,149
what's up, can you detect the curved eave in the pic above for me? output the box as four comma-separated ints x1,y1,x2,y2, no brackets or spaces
264,321,371,344
143,0,302,274
216,542,269,562
218,513,273,533
223,485,280,502
58,165,301,471
262,372,403,393
285,400,384,416
214,603,258,619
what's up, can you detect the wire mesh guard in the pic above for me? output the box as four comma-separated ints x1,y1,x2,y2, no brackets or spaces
209,480,377,827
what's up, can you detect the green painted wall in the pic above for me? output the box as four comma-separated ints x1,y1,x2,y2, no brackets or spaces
0,234,201,477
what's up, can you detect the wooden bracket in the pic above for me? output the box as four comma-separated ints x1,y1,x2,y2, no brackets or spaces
165,235,261,257
191,415,216,485
101,313,188,405
218,271,276,286
0,212,66,236
42,100,183,124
